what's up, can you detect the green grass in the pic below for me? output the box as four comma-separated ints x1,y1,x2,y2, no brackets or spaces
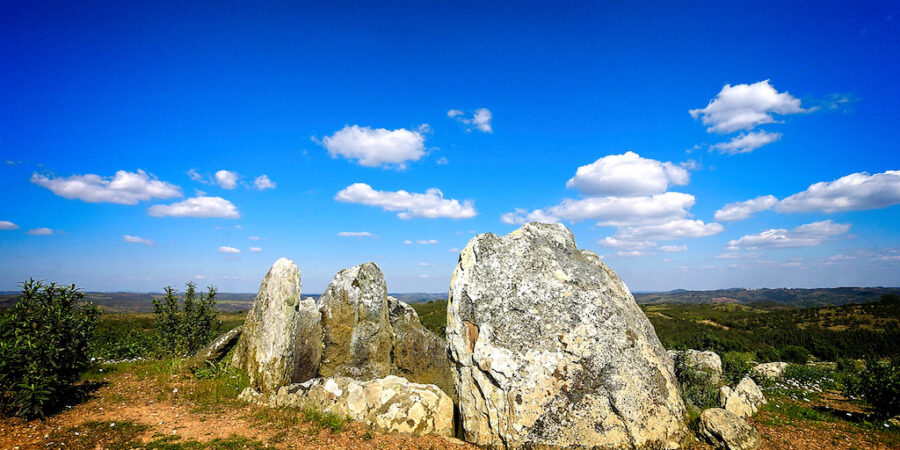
411,300,447,338
303,409,349,433
144,434,267,449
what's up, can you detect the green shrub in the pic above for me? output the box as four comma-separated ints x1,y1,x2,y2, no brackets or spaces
0,280,101,417
721,351,754,384
673,360,719,411
153,283,220,356
779,345,810,364
843,358,899,417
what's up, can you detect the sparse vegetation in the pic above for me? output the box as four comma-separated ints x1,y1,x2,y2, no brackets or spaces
154,282,221,356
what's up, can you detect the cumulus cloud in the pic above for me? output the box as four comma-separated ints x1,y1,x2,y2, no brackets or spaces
337,231,376,238
123,234,154,246
31,170,181,205
248,247,262,252
254,175,276,190
776,170,900,213
501,192,697,227
449,108,492,133
659,245,687,252
335,183,476,219
148,196,240,219
728,220,851,249
690,80,806,133
215,170,238,189
29,228,54,235
612,219,724,243
0,221,19,230
714,195,778,221
318,125,427,168
187,169,206,182
565,152,690,196
416,239,439,245
219,246,241,254
709,130,782,154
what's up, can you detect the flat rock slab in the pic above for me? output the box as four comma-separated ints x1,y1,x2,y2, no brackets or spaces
699,408,761,450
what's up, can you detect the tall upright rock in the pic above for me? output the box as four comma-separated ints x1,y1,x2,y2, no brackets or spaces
232,258,304,395
388,296,456,399
446,223,687,448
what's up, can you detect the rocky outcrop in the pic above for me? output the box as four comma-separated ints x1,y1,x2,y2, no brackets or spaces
752,362,788,379
188,326,242,370
671,349,723,386
234,259,454,401
699,408,761,450
242,375,454,437
446,222,687,448
232,258,304,394
719,377,766,418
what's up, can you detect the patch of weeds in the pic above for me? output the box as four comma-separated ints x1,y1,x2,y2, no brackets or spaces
51,420,148,449
185,364,249,412
363,430,373,440
304,408,348,433
759,400,833,426
249,406,304,428
145,434,267,449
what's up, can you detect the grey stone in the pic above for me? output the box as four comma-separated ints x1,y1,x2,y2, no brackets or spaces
446,222,687,448
699,408,761,450
672,349,723,386
187,326,242,370
752,362,788,379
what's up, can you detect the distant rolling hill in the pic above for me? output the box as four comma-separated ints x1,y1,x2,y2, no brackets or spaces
633,287,900,307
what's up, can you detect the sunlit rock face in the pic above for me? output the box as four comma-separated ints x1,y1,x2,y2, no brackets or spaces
447,222,687,448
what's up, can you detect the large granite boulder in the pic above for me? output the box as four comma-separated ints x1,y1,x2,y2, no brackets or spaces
187,326,242,370
699,408,761,450
719,377,766,418
232,258,304,394
243,375,454,436
388,296,455,399
671,349,723,386
752,362,788,379
318,263,393,380
446,222,687,448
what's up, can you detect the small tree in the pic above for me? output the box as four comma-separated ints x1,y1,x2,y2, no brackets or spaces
152,283,220,356
0,280,100,418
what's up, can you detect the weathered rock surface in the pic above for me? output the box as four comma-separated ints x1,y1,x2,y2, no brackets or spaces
447,222,687,448
699,408,761,450
319,263,394,380
234,259,454,401
719,377,766,418
388,296,455,399
242,375,454,436
232,258,304,394
752,362,788,379
187,326,242,370
671,349,723,386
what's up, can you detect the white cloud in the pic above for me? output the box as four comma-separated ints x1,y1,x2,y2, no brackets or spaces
598,237,655,250
783,262,803,267
0,221,19,230
709,130,781,154
29,228,54,235
337,231,376,238
219,246,241,254
617,250,651,257
335,183,476,219
689,80,806,133
776,170,900,213
249,236,260,240
448,248,461,253
728,220,851,249
123,234,154,246
215,170,238,189
148,196,240,219
659,245,687,252
829,254,856,261
714,195,778,221
450,108,493,133
193,275,208,280
613,219,724,242
187,169,206,182
254,175,276,190
248,247,262,252
436,157,449,165
403,240,413,245
31,170,181,205
716,252,741,259
319,125,427,168
565,152,689,196
502,192,697,227
416,239,439,245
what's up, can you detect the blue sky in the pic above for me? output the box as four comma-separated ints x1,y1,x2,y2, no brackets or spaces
1,1,898,293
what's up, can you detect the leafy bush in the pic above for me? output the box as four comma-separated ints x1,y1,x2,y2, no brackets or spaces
843,358,899,417
779,345,811,364
721,351,754,384
674,362,719,411
0,280,101,417
153,283,220,356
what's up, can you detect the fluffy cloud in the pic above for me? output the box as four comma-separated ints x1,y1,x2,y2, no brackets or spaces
728,220,851,249
29,228,54,235
709,131,782,155
123,234,154,246
776,170,900,213
416,239,439,245
337,231,376,238
218,246,241,254
565,152,689,196
501,192,697,227
31,170,181,204
335,183,476,219
690,80,805,133
254,175,276,190
215,170,238,189
0,221,19,230
319,125,427,168
659,245,687,252
187,169,205,182
612,219,723,243
714,195,778,221
248,247,262,252
449,108,493,133
148,196,240,219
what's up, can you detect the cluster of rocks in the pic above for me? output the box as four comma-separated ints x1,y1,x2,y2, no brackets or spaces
193,223,780,449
